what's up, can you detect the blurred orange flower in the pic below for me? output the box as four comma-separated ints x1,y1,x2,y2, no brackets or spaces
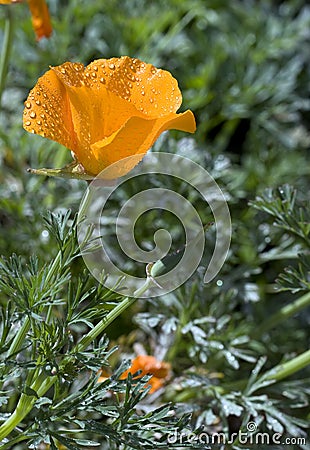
0,0,53,41
0,0,52,40
23,56,196,178
120,355,171,393
27,0,52,40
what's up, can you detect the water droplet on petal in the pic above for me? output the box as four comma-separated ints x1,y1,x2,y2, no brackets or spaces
30,111,36,119
35,100,41,106
109,63,115,70
25,101,31,109
25,120,31,126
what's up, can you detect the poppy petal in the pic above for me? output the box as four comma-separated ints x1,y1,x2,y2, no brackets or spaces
23,68,77,150
89,110,196,177
87,57,183,118
120,355,171,393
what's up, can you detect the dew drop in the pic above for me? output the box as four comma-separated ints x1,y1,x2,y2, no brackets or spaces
25,101,31,109
93,65,98,71
141,91,145,95
25,120,31,126
37,120,42,125
35,100,41,106
99,77,106,84
109,63,115,70
30,129,35,134
40,113,45,119
150,98,154,103
60,68,66,74
91,72,96,78
30,111,36,119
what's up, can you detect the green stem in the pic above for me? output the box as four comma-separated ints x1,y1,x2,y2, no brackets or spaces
74,279,151,353
255,291,310,336
0,371,56,442
0,278,152,441
75,296,137,353
0,6,14,109
7,317,30,358
263,349,310,382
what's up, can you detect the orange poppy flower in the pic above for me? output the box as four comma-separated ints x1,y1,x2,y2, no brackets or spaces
0,0,52,40
120,355,171,393
23,56,196,178
27,0,52,40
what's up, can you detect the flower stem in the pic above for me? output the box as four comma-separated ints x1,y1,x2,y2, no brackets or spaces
7,317,30,358
254,291,310,336
0,6,14,109
263,349,310,382
0,371,56,442
74,278,152,353
74,295,137,353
